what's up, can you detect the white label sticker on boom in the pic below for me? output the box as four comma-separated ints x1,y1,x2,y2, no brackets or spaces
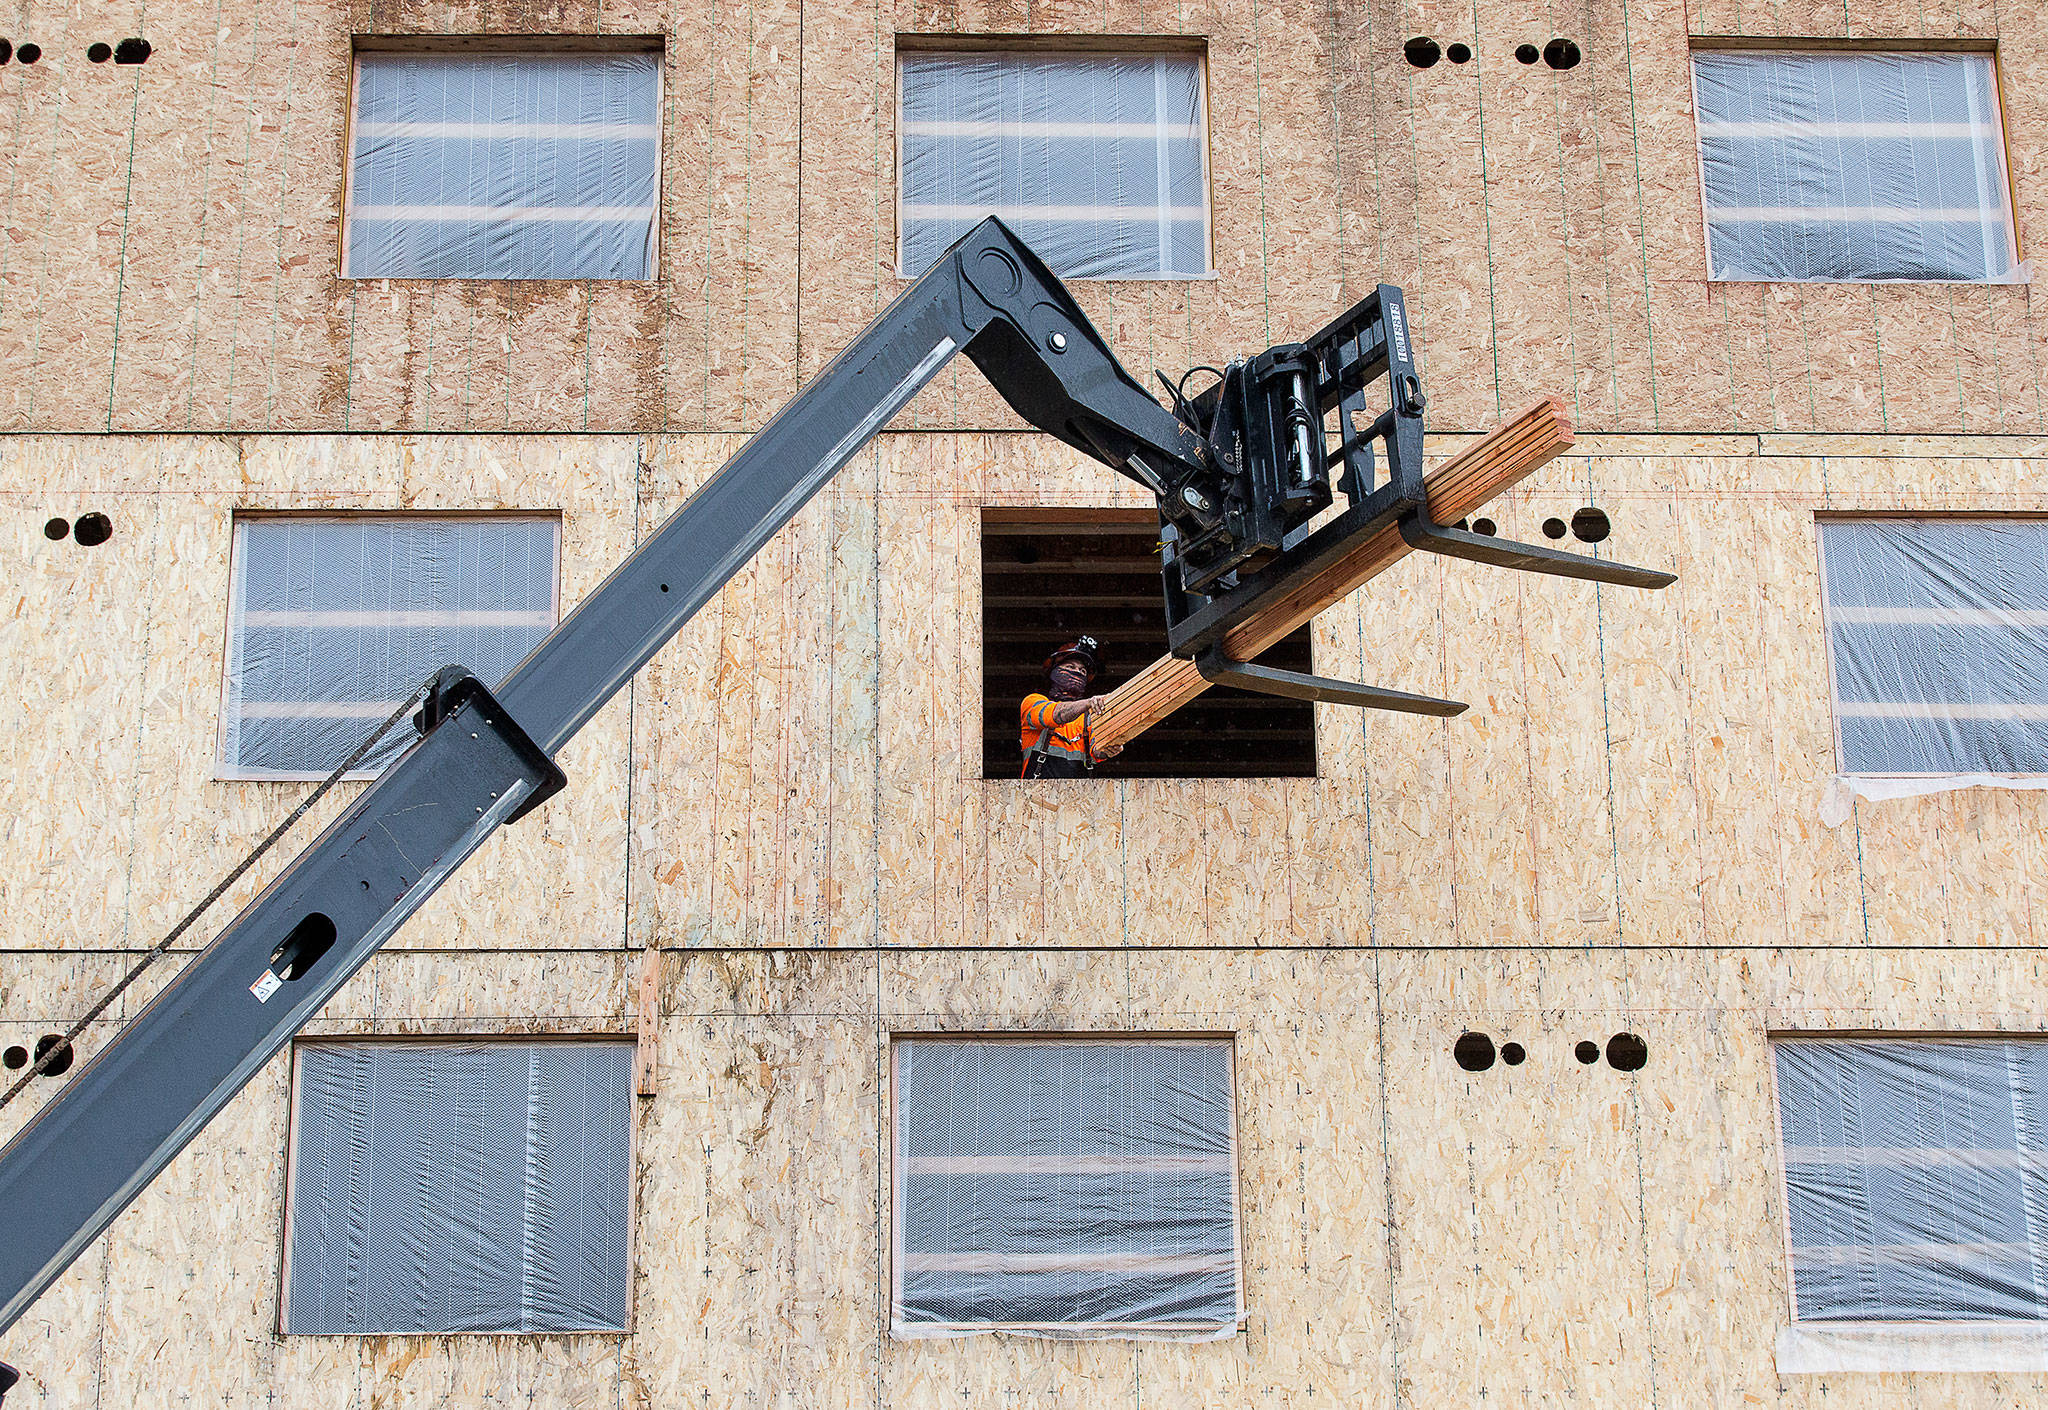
250,970,283,1003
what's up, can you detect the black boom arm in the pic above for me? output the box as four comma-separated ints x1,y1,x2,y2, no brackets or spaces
0,219,1225,1334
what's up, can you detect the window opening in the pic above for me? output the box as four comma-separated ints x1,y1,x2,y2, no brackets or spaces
220,514,560,779
1773,1036,2048,1323
982,512,1316,779
1818,517,2048,776
343,44,662,280
897,47,1212,280
890,1035,1243,1339
283,1039,633,1335
1690,48,2017,282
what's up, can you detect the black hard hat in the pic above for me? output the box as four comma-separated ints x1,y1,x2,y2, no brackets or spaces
1044,635,1105,679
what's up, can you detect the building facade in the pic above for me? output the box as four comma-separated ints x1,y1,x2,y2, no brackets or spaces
2,0,2047,1404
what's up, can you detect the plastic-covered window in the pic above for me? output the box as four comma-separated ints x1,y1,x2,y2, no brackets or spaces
891,1037,1242,1340
221,516,559,778
345,50,661,280
284,1041,633,1335
1774,1038,2048,1322
1818,518,2048,776
898,51,1211,280
1691,51,2016,282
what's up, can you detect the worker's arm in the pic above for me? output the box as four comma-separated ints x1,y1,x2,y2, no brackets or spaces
1024,694,1108,728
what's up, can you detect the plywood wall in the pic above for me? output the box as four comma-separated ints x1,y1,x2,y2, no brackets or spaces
2,2,2045,433
2,428,2047,1406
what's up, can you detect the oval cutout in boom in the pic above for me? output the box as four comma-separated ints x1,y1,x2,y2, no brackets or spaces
269,913,337,981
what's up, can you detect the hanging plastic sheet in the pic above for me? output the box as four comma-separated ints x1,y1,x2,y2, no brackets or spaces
345,51,661,280
891,1038,1242,1340
1692,51,2022,283
221,516,559,778
898,52,1211,280
1772,1038,2048,1372
285,1041,632,1335
1817,518,2048,824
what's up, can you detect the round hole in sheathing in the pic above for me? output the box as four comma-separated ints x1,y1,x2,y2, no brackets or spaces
17,42,39,64
1501,1041,1526,1065
43,517,69,541
34,1034,73,1076
1453,1031,1496,1072
1516,43,1539,63
87,42,111,62
1473,517,1496,536
1446,42,1472,63
1542,516,1567,540
113,37,151,64
2,1045,25,1070
1607,1032,1648,1071
1404,36,1441,68
1570,507,1611,542
73,512,111,547
1455,518,1469,531
1575,1039,1600,1064
1543,38,1582,70
0,40,13,65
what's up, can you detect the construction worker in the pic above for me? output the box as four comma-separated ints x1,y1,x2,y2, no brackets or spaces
1019,635,1124,778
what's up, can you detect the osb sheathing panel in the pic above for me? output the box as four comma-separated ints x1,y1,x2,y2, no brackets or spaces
14,940,2048,1405
0,435,638,954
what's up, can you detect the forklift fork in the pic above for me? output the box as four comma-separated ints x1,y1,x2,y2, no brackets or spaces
1160,284,1674,716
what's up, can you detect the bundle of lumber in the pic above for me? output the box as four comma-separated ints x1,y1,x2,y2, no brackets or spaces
1090,396,1575,750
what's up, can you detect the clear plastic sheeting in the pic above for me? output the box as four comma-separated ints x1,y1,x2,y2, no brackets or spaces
1773,1038,2048,1326
1692,51,2017,283
898,52,1210,280
284,1041,632,1335
1778,1319,2048,1374
221,516,559,778
346,51,660,280
1816,518,2048,821
891,1038,1242,1340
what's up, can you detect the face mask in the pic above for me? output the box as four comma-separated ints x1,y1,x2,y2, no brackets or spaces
1048,664,1092,700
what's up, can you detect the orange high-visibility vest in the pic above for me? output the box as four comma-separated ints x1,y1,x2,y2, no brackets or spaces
1019,693,1095,776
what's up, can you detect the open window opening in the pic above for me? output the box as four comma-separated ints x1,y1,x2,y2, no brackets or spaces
981,510,1317,779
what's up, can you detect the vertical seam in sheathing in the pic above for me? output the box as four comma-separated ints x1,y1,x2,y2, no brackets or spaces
1755,289,1782,432
260,0,303,430
1400,61,1426,386
502,289,516,430
739,0,757,427
102,7,148,431
1571,0,1621,424
21,48,64,426
1248,0,1274,343
221,13,265,425
1359,0,1387,277
1357,596,1402,1410
1946,287,1982,431
182,0,232,431
420,286,435,433
1325,0,1348,298
700,0,721,432
460,292,477,431
661,0,683,433
1612,0,1662,426
1866,288,1890,433
624,439,643,952
869,443,885,1407
341,285,359,432
1668,486,1709,948
583,285,595,433
260,0,307,431
1542,0,1585,425
1468,0,1505,423
1588,470,1661,1408
1852,811,1874,946
0,13,35,332
1512,562,1547,974
1716,291,1742,430
1792,291,1820,430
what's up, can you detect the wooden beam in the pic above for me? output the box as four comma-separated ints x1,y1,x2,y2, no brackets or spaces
1089,397,1574,749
